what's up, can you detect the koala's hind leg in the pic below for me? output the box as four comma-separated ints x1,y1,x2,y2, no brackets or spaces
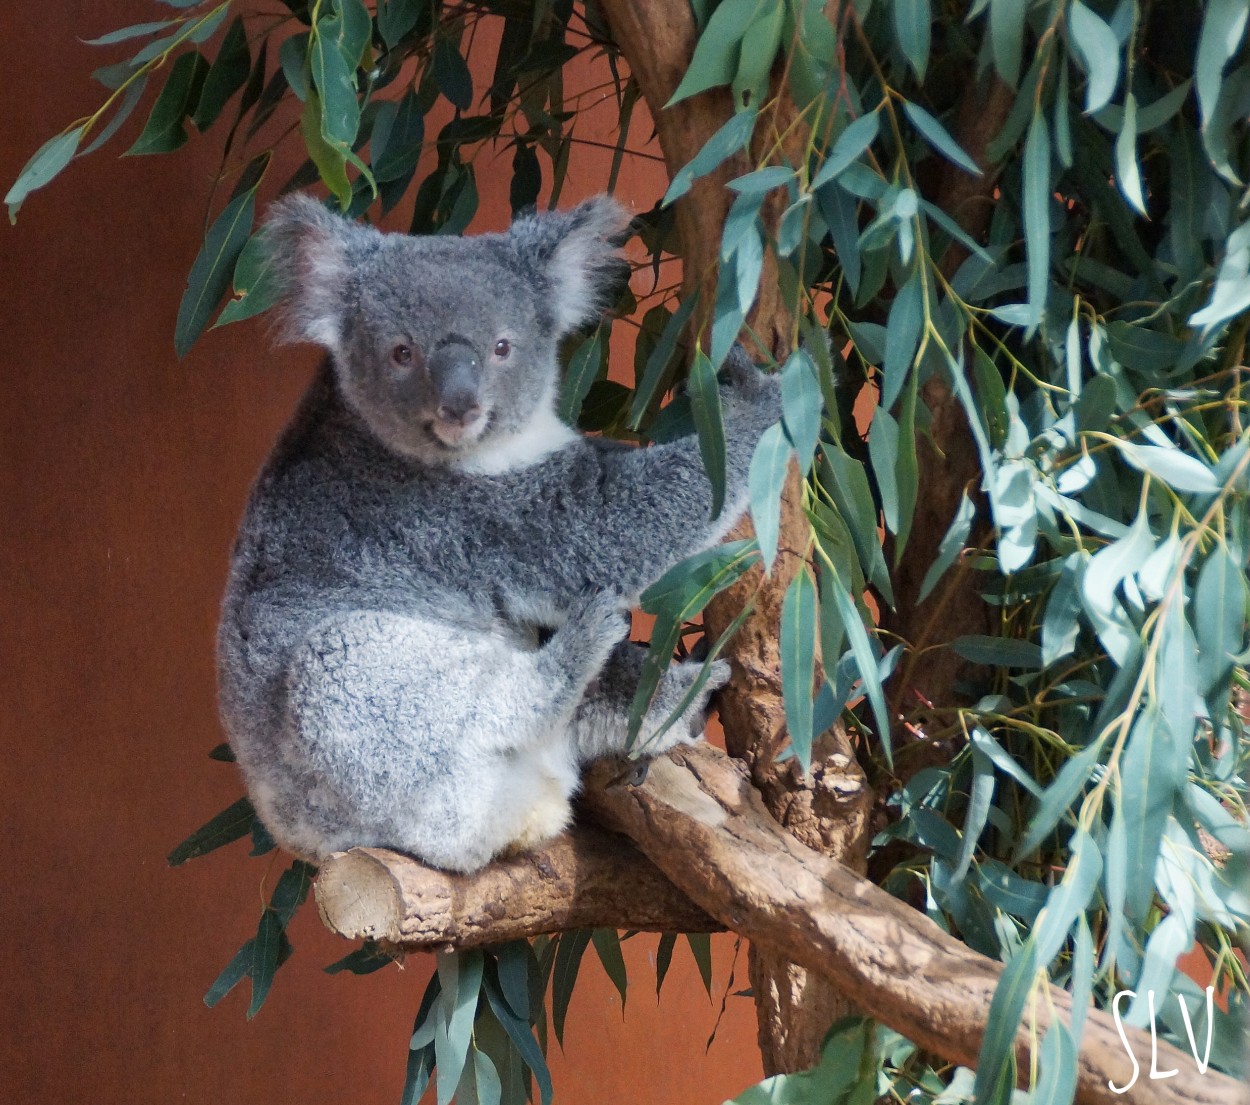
281,607,612,869
570,641,731,763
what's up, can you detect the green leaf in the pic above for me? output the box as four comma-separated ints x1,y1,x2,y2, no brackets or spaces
324,942,394,975
193,15,250,129
666,0,762,106
559,328,605,425
989,0,1027,87
893,0,931,80
1035,1020,1079,1105
781,568,818,769
1021,106,1051,335
732,3,783,108
270,860,316,927
1114,93,1146,215
973,939,1037,1104
664,108,757,205
174,186,256,357
902,100,979,175
1195,545,1247,697
83,19,185,46
748,422,791,573
168,795,256,865
655,932,677,996
280,31,311,100
780,350,822,475
215,228,282,328
300,91,352,208
436,951,485,1105
1033,827,1102,965
5,127,83,221
1115,441,1219,495
825,571,891,762
688,348,728,519
629,296,696,430
1120,709,1181,923
868,407,901,534
1196,0,1249,128
882,271,922,410
204,939,254,1008
1041,552,1086,666
378,0,421,50
551,930,591,1046
917,491,974,603
1067,2,1120,114
685,933,713,998
127,50,210,155
311,13,360,147
82,77,149,157
810,111,879,190
952,746,996,883
433,35,474,111
1013,738,1106,862
949,636,1042,669
248,909,283,1018
591,930,628,1008
481,975,553,1105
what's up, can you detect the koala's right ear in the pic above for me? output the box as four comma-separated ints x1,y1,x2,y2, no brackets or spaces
263,194,378,353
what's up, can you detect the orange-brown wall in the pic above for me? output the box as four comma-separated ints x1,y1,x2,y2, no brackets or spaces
0,4,761,1103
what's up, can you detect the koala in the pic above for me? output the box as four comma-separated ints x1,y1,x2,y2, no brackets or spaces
216,193,782,873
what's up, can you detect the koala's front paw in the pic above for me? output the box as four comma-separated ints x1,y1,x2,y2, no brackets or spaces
638,657,731,754
564,589,631,671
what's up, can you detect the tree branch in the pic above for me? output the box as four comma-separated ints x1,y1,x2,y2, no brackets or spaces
580,745,1248,1105
316,745,1246,1105
314,824,719,949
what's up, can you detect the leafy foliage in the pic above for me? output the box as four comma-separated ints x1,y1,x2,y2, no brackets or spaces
21,1,1250,1103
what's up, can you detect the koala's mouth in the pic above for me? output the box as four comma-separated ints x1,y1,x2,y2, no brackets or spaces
426,410,492,450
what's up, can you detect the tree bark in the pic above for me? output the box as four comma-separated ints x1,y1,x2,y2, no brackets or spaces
314,825,718,949
599,0,875,1072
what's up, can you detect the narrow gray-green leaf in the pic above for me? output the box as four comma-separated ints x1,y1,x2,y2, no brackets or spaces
917,491,974,603
952,746,996,882
893,0,931,80
6,127,83,221
1013,737,1105,862
810,110,880,190
175,187,256,357
882,271,922,409
973,938,1037,1103
780,568,818,769
1196,0,1249,127
902,100,980,175
826,571,891,763
749,421,791,573
689,348,728,520
1114,94,1146,215
989,0,1027,87
1120,709,1178,923
1022,106,1051,335
780,350,822,475
1068,2,1121,113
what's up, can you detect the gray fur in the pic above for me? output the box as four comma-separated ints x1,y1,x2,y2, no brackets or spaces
218,194,780,872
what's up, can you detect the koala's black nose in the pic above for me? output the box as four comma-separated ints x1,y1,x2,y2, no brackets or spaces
428,341,482,426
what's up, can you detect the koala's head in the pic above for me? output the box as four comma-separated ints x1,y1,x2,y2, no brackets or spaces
264,194,630,464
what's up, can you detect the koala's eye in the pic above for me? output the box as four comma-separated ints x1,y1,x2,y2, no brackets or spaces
493,339,512,360
391,344,413,367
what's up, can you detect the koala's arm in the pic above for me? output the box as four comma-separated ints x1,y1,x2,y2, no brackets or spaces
498,347,781,606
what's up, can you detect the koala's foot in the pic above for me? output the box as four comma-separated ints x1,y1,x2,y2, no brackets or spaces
636,657,732,755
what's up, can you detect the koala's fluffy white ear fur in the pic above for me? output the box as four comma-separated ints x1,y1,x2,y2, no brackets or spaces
263,195,375,353
508,196,632,335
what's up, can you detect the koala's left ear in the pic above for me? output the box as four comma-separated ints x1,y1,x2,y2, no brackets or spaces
507,196,632,334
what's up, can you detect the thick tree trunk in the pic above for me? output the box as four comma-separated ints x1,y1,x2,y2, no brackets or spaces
598,0,873,1072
